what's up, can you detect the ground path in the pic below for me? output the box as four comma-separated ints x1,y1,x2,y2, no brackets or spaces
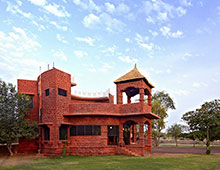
152,146,220,155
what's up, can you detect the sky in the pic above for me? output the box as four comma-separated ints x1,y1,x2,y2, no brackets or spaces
0,0,220,128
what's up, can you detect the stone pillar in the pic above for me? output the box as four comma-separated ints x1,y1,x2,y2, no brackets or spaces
139,88,145,103
139,123,145,156
133,124,137,143
148,93,152,106
127,96,131,104
147,121,152,153
117,86,123,104
67,126,70,142
38,127,42,153
119,123,124,147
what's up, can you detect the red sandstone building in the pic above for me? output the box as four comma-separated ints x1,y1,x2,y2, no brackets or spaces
17,65,159,156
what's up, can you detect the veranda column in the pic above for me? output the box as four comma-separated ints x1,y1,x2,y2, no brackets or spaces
147,121,152,153
148,93,152,106
139,123,145,156
139,88,145,103
117,86,123,104
67,126,70,143
119,123,124,146
127,96,131,104
133,124,137,143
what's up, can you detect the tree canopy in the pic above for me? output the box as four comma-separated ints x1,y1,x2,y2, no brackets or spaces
182,99,220,154
167,123,185,146
151,91,175,147
0,80,38,156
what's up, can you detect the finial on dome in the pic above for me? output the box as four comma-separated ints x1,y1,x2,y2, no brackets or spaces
134,64,137,69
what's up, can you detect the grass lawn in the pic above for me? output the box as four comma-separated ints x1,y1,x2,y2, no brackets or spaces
1,154,220,170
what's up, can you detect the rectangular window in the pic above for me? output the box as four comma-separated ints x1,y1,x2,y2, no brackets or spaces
45,89,49,96
70,126,76,136
85,125,92,136
77,125,84,136
108,125,119,145
58,88,67,97
44,126,50,141
70,125,101,136
59,125,68,140
28,95,34,108
93,125,101,136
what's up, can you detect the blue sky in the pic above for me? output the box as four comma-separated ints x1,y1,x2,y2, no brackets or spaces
0,0,220,127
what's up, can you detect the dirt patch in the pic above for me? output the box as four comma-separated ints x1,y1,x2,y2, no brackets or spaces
0,154,45,167
152,146,220,155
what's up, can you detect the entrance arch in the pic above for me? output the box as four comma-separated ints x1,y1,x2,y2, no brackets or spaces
123,120,138,145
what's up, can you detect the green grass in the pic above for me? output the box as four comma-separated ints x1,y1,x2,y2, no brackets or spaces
1,154,220,170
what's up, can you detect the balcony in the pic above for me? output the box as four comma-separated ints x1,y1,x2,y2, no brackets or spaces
64,102,152,117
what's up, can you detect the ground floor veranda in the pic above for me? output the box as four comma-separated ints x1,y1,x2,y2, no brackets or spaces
33,116,153,156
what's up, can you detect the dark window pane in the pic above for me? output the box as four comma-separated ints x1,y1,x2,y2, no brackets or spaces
77,125,84,136
85,125,92,136
58,88,67,97
59,125,67,140
44,126,50,140
108,125,119,137
45,89,49,96
70,126,76,136
93,125,101,136
28,95,34,108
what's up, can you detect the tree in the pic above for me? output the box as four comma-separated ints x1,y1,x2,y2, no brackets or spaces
0,80,38,156
182,99,220,154
167,124,184,146
151,91,175,147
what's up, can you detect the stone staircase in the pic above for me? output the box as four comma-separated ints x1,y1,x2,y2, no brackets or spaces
119,147,140,157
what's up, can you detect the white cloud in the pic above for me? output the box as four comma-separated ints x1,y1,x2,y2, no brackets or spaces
118,55,138,63
217,6,220,15
0,28,43,83
105,2,115,13
74,50,88,58
73,0,101,13
82,13,101,28
192,82,201,88
135,33,149,44
88,68,96,72
27,0,70,18
143,0,187,23
134,33,154,51
99,63,112,72
44,3,70,17
117,3,130,13
176,6,186,16
180,0,192,7
28,0,47,6
53,50,67,61
139,43,153,51
50,21,68,31
75,37,95,46
32,20,45,31
182,52,192,60
82,13,125,32
172,89,189,96
6,2,32,19
146,16,155,24
125,38,131,43
157,12,168,21
160,26,183,38
102,45,116,54
56,34,68,44
149,30,158,37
